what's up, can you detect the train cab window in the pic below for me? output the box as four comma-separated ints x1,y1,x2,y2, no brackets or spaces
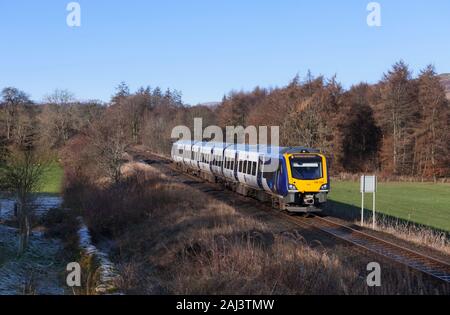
252,162,257,176
290,156,323,180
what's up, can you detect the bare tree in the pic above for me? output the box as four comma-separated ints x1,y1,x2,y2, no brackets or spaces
416,65,449,181
0,144,48,255
380,61,419,175
88,110,129,183
0,87,32,141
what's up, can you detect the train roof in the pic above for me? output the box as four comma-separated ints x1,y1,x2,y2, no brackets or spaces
174,141,320,155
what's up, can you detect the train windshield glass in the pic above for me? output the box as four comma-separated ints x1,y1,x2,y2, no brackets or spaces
290,156,323,180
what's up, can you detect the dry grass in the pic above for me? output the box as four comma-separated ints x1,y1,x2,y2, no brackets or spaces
64,163,450,295
364,218,450,256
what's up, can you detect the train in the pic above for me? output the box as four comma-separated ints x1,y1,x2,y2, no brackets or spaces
171,141,330,212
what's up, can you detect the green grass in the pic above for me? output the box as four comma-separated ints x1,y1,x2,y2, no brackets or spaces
39,162,64,194
329,181,450,232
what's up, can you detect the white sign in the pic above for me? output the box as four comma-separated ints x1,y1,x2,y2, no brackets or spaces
361,175,377,193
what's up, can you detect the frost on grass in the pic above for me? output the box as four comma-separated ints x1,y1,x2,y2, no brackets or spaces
0,195,64,295
0,195,62,221
0,225,64,295
78,218,121,294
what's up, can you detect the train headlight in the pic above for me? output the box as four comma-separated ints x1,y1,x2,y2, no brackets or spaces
320,184,329,191
289,184,298,191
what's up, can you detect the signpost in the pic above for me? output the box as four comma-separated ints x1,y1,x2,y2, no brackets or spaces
361,175,377,229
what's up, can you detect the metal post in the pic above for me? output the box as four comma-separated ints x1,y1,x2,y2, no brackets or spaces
372,192,376,229
361,192,365,226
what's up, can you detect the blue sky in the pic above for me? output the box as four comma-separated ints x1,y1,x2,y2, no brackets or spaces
0,0,449,105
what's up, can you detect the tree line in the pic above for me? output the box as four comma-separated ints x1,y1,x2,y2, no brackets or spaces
217,62,449,180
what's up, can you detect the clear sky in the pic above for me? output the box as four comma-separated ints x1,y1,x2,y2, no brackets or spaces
0,0,449,105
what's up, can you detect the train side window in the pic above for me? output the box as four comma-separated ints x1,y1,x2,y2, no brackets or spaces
231,161,235,170
243,161,248,174
252,162,257,176
239,161,243,173
247,161,252,175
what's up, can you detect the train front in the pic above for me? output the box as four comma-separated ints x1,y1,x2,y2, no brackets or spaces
285,153,330,210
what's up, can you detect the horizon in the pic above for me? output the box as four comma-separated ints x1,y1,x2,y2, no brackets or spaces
1,0,449,104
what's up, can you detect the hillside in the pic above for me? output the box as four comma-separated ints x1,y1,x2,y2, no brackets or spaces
439,73,450,100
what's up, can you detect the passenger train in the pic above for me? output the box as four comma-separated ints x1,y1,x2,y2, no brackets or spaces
171,141,330,212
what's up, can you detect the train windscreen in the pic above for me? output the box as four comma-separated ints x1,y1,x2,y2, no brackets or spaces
289,156,323,180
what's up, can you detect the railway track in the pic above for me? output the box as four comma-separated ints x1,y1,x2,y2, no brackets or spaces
288,215,450,284
137,151,450,285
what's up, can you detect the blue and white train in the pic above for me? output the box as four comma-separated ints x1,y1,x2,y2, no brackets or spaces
171,141,330,212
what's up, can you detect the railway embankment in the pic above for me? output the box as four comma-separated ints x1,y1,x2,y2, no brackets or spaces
60,151,449,294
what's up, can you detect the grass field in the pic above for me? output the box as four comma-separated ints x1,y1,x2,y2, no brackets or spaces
329,181,450,232
39,162,63,194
